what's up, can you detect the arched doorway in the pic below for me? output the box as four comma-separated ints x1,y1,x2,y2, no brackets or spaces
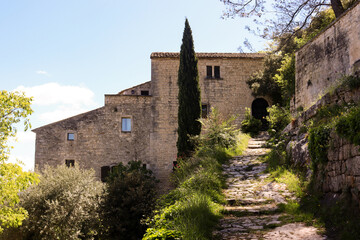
251,98,269,130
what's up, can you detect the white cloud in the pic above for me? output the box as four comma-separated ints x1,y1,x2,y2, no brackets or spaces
38,104,93,123
15,82,97,108
36,70,48,75
10,82,101,171
8,131,36,171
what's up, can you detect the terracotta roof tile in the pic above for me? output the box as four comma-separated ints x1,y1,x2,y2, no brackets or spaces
150,52,265,59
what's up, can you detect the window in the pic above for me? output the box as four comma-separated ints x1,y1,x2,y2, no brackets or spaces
206,66,221,79
173,161,178,171
201,104,208,118
65,160,75,167
67,133,75,141
214,66,220,78
141,90,149,96
101,166,110,182
122,117,131,132
206,66,212,78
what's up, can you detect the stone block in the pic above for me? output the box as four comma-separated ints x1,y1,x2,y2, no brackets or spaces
345,156,360,176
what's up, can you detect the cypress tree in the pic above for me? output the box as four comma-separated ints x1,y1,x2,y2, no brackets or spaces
177,18,201,158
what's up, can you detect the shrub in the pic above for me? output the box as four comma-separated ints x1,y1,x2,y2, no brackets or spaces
144,194,221,240
198,108,238,149
341,75,360,90
18,165,103,240
266,104,291,134
100,161,158,240
308,125,331,169
241,108,262,136
335,105,360,146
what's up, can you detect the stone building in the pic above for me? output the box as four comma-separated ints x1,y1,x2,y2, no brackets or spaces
33,52,265,186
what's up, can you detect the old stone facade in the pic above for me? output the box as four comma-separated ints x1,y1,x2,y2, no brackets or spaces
287,2,360,205
294,1,360,112
33,52,265,186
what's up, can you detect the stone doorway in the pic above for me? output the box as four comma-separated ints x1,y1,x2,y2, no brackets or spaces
251,98,269,130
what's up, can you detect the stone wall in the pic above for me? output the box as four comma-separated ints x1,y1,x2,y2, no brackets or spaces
287,86,360,204
118,81,151,96
294,2,360,111
34,95,152,179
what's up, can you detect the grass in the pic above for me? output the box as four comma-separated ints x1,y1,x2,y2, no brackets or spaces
263,129,360,239
143,115,250,240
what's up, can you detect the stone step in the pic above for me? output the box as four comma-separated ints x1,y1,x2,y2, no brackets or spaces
224,203,279,215
213,214,283,239
226,198,274,206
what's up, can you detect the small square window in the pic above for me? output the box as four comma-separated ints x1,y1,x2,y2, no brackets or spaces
214,66,220,78
122,118,132,132
141,90,149,96
65,160,75,167
206,66,212,78
67,133,75,141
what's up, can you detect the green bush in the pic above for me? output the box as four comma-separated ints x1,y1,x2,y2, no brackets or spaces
17,165,103,240
266,104,291,134
335,105,360,146
241,108,262,136
144,194,221,240
197,107,238,149
341,75,360,90
308,125,331,169
100,161,157,240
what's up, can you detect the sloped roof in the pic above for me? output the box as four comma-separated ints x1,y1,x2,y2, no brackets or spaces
150,52,266,59
32,107,105,132
118,81,151,95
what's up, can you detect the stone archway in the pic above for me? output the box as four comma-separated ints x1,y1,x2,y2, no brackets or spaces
251,98,269,129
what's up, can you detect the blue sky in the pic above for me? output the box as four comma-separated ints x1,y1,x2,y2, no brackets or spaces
1,0,268,170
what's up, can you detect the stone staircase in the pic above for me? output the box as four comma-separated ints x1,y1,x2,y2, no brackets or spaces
213,135,326,240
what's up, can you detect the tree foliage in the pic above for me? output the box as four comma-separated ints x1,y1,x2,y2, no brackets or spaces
0,90,32,161
177,18,201,158
0,90,38,233
246,6,338,108
220,0,357,46
17,165,103,240
100,161,157,240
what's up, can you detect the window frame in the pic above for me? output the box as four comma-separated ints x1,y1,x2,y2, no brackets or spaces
121,117,132,132
206,66,213,78
201,104,209,118
214,66,221,79
67,133,75,141
65,159,75,167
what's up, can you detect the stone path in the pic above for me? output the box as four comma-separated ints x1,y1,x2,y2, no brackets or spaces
213,135,326,240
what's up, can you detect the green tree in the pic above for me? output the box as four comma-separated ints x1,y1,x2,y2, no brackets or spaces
177,18,201,157
246,7,337,108
100,161,157,240
0,90,38,233
220,0,357,45
16,165,103,240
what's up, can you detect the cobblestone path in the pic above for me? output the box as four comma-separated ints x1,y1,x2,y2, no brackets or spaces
213,135,326,240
